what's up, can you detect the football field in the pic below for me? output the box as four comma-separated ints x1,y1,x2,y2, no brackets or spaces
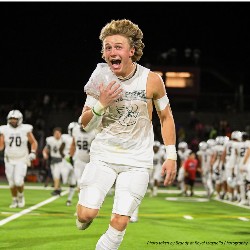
0,182,249,250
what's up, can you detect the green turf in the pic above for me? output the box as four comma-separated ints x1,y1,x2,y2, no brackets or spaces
0,182,249,250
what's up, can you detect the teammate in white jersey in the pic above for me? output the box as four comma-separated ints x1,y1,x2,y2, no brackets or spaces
235,132,249,204
61,122,78,206
197,141,214,198
177,141,192,195
76,19,177,250
70,122,96,191
42,127,65,196
221,131,240,201
242,132,250,205
211,136,229,200
0,110,38,208
150,141,165,197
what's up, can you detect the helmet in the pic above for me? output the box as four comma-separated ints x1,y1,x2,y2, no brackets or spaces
68,122,78,136
178,141,188,150
199,141,208,151
215,136,229,145
227,176,236,188
207,139,216,148
241,131,249,141
231,131,242,141
153,141,161,148
7,110,23,126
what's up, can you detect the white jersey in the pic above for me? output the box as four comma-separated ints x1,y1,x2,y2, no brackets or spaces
61,133,73,156
44,136,64,160
197,149,211,173
178,148,192,164
72,125,96,162
212,144,225,170
235,141,249,173
0,124,33,164
224,140,237,169
153,148,164,168
87,63,154,169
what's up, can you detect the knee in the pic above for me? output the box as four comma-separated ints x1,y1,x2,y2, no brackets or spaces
110,214,130,231
77,204,98,223
15,179,24,187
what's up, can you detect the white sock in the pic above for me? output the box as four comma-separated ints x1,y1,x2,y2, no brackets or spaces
67,187,75,201
96,225,126,250
240,185,246,201
17,192,24,198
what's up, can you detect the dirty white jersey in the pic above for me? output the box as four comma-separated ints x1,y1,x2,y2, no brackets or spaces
0,124,33,164
86,63,154,169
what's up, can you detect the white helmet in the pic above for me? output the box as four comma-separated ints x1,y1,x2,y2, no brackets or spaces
68,122,78,136
199,141,208,151
227,176,236,188
178,141,188,150
215,136,229,145
153,141,161,148
207,139,216,148
231,131,242,141
7,110,23,126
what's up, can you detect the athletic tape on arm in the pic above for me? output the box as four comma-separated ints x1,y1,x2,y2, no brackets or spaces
153,95,169,111
81,95,102,132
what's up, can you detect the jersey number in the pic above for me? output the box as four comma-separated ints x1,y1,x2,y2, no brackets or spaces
9,136,22,147
76,140,88,150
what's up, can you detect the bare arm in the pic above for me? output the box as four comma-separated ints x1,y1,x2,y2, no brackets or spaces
243,147,250,165
27,132,38,153
0,134,5,151
148,72,177,186
70,137,76,157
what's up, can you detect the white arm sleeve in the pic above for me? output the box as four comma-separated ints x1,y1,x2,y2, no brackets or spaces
82,114,102,132
80,95,102,132
153,94,169,111
84,95,98,108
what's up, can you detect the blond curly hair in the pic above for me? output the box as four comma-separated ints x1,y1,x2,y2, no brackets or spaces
99,19,145,62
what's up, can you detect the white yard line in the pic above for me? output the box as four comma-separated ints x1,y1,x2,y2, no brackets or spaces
0,185,67,190
238,217,249,222
183,215,193,220
213,197,250,210
0,190,68,226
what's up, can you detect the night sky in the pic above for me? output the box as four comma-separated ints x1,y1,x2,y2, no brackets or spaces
1,1,250,92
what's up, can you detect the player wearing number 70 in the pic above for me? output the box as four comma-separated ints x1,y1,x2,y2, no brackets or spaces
0,109,38,208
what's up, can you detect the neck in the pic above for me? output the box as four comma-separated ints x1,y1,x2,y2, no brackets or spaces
117,63,136,81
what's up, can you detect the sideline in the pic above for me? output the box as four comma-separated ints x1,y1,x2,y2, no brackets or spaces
0,190,68,226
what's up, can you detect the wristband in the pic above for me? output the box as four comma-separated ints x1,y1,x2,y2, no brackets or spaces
165,145,177,161
92,101,105,116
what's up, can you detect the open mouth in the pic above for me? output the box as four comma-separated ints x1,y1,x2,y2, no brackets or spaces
111,59,121,65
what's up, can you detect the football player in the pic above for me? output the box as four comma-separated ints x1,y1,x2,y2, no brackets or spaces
221,131,241,201
211,136,229,199
42,127,65,196
0,110,38,208
70,122,96,192
197,141,214,198
61,122,78,206
177,141,192,195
